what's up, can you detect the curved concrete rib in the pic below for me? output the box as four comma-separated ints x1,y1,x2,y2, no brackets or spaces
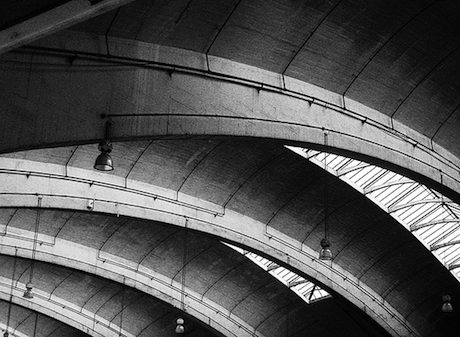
0,159,419,337
0,235,263,337
1,32,459,200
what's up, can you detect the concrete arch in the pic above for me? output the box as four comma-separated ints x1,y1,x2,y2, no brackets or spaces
1,31,459,202
0,154,419,337
0,254,222,337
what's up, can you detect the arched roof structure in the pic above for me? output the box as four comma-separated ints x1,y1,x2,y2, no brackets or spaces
0,1,459,336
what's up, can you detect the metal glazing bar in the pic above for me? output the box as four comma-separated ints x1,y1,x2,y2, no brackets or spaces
431,239,460,251
410,218,460,231
388,199,448,213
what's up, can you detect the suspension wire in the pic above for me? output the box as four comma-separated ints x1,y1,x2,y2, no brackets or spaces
181,222,188,312
119,277,125,337
28,196,42,286
6,249,18,335
32,311,39,337
324,131,329,240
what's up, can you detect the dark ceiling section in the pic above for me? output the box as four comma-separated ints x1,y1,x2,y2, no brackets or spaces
208,0,340,74
393,49,460,153
345,0,460,156
345,0,460,116
284,0,435,93
0,0,70,30
434,106,460,158
74,0,241,53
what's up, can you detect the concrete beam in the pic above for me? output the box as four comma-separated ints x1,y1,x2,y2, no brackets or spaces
0,158,420,337
0,0,136,55
2,33,459,202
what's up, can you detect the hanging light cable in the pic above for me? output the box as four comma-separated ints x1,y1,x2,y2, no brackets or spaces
175,221,187,334
32,312,38,337
24,195,42,299
119,277,125,337
319,131,333,261
4,249,18,337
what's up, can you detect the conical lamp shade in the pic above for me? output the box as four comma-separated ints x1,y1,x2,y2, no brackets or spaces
442,302,453,313
319,247,333,260
175,325,185,334
319,238,333,260
23,282,34,299
94,151,114,171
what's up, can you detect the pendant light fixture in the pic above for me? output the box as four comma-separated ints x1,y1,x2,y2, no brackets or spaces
175,318,185,334
94,120,114,171
319,131,333,261
442,294,453,313
24,196,42,299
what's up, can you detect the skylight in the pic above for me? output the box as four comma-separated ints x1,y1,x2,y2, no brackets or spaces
287,146,460,282
224,243,330,303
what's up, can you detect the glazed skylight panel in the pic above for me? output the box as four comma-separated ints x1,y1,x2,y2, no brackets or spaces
286,146,460,281
223,243,330,303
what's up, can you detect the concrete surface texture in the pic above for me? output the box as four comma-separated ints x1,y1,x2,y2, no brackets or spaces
0,1,459,336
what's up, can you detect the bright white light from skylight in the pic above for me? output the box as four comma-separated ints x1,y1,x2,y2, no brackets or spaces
223,242,330,303
287,146,460,282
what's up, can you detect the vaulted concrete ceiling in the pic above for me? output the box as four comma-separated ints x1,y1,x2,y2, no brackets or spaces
0,139,458,336
0,1,459,336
